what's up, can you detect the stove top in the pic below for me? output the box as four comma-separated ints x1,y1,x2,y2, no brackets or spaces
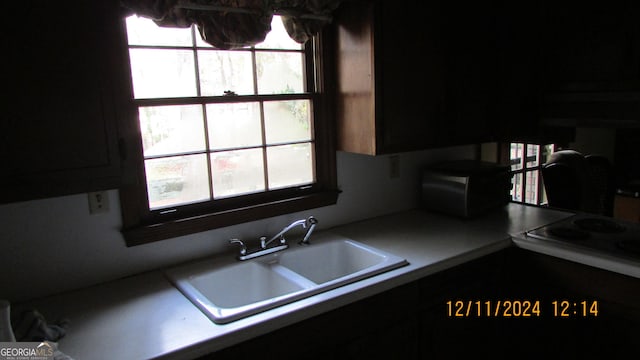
525,214,640,261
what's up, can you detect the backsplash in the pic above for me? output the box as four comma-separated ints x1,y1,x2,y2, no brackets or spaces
0,146,474,302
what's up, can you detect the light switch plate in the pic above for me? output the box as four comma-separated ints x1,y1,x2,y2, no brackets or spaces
88,191,109,214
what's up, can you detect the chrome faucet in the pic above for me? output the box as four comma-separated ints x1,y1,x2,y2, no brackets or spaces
228,239,247,256
228,216,319,261
262,216,318,248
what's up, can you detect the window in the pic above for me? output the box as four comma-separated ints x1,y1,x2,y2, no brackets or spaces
508,143,555,205
119,15,338,245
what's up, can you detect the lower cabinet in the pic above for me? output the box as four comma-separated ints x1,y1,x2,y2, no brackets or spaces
614,194,640,223
203,248,640,359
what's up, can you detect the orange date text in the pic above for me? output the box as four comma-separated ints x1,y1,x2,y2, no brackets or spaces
446,300,541,317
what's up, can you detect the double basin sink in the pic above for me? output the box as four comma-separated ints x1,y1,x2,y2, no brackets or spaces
165,234,408,324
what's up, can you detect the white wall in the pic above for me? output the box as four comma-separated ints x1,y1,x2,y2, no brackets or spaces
569,127,617,162
0,146,474,302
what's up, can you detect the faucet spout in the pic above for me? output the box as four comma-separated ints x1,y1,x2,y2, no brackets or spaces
261,216,319,249
300,216,318,245
262,219,306,249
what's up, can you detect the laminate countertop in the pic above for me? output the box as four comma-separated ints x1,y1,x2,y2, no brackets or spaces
16,204,636,360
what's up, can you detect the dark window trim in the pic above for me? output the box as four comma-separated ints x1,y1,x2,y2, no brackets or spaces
116,20,339,247
122,190,340,246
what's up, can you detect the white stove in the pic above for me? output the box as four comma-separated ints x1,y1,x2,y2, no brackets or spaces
524,214,640,263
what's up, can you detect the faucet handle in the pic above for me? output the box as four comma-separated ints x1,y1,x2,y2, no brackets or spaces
229,238,247,256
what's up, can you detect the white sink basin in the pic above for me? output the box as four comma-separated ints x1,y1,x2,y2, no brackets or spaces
166,235,408,324
185,262,306,308
276,239,401,284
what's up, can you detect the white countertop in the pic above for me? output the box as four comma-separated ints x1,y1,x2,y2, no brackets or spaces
15,204,638,360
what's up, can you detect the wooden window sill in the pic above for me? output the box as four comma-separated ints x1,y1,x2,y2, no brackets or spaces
121,189,340,246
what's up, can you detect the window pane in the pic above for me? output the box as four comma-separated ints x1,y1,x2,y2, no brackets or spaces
211,149,265,198
267,143,314,189
139,105,205,157
256,52,304,94
145,154,210,209
264,100,312,144
206,102,262,150
510,143,524,171
526,144,540,168
198,50,255,96
126,15,193,46
511,172,523,202
525,170,540,204
256,16,303,50
129,49,197,98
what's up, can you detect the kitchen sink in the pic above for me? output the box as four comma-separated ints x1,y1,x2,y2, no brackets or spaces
183,262,307,308
166,235,408,324
167,260,313,324
276,239,400,284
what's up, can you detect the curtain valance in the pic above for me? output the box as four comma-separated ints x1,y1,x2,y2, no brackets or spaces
121,0,342,49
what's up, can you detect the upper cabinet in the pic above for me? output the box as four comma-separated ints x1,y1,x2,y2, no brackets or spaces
442,1,501,145
539,0,640,126
333,0,535,155
334,1,456,155
491,2,545,141
1,1,127,203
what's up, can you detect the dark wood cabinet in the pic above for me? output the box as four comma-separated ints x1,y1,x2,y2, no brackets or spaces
1,1,126,203
539,0,640,126
334,1,454,155
541,0,640,92
332,0,640,151
491,1,547,142
333,1,544,155
441,1,498,146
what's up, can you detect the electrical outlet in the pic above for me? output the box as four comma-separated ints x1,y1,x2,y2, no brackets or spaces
389,155,400,179
88,191,109,214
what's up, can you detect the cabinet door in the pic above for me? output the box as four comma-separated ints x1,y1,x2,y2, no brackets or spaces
539,0,640,127
377,1,446,153
335,1,379,155
441,1,497,145
492,1,544,141
1,1,124,203
335,1,508,155
335,0,447,155
541,0,640,92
